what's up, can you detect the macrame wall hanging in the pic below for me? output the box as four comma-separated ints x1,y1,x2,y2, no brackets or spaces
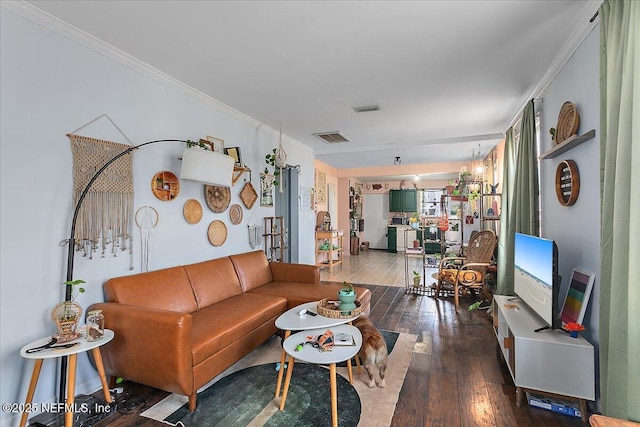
135,206,158,272
247,212,263,249
68,133,134,260
274,123,288,193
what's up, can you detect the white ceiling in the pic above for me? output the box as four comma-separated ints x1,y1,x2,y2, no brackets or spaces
25,0,600,180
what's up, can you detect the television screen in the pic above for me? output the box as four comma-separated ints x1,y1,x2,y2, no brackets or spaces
513,233,560,329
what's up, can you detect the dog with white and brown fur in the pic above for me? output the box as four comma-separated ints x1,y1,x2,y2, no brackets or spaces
353,316,388,388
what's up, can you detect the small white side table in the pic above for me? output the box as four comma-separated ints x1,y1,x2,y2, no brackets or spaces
274,302,361,398
280,324,362,427
19,329,114,427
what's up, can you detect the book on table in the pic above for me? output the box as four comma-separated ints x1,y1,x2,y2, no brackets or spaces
334,332,356,346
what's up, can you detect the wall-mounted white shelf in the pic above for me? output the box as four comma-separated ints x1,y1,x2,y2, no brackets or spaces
540,129,596,159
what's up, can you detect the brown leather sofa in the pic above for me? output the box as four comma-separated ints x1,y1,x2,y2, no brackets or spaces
88,250,370,411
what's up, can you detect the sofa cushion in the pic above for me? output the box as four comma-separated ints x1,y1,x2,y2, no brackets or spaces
190,293,287,365
184,257,243,309
104,266,197,313
248,281,372,313
229,251,274,292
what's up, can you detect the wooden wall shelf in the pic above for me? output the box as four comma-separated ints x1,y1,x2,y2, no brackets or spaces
540,129,595,159
232,166,251,185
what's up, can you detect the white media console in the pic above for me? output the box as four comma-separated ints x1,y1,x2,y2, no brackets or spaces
492,295,595,421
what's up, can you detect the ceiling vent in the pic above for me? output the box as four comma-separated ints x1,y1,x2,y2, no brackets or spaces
352,104,380,113
313,132,350,144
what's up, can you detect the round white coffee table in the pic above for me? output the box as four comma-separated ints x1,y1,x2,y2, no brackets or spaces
274,302,361,397
19,329,114,427
280,324,362,427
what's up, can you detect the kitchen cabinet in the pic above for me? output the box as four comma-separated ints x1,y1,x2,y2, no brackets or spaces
388,225,423,252
387,226,397,253
389,189,417,212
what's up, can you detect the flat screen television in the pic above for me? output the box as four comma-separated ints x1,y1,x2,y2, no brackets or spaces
513,232,561,330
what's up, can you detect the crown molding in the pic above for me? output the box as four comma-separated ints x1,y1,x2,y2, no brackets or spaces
508,0,602,127
1,1,308,150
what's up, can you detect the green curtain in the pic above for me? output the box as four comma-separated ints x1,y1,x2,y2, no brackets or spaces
497,100,539,295
497,128,515,295
599,0,639,421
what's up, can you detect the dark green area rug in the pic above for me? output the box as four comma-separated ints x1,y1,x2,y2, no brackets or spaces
142,330,415,427
166,363,360,427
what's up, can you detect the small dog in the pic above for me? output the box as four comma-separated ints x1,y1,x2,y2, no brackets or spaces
353,316,388,388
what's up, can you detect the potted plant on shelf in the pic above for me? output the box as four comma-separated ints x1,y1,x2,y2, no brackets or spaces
412,271,421,288
337,281,357,315
51,279,86,342
409,213,420,229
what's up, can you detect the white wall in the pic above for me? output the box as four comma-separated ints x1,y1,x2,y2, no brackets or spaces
0,8,315,425
539,26,601,369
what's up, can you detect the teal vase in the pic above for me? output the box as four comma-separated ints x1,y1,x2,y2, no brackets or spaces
337,290,357,315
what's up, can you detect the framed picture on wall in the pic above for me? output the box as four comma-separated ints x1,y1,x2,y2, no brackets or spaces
205,136,225,153
225,147,242,166
260,173,274,207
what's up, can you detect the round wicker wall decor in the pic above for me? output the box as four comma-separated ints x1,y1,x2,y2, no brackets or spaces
183,199,203,224
555,102,580,145
555,159,580,206
229,204,243,225
204,185,231,213
207,220,227,246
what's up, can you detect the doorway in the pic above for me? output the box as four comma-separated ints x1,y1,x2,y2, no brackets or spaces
274,167,299,263
327,183,337,230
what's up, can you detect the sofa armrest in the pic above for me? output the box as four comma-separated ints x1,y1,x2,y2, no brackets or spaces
269,262,319,284
88,302,194,396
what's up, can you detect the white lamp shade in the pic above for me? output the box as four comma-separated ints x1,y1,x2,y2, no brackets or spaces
180,148,234,187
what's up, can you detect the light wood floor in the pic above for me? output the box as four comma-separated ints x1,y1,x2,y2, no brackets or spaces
320,249,440,288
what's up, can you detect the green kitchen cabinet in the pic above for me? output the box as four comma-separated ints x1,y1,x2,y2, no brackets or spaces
387,226,397,253
389,189,417,212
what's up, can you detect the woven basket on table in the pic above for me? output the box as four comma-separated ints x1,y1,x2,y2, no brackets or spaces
317,298,364,319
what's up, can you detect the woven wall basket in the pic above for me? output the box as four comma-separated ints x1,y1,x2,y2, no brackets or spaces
204,185,231,213
207,220,227,246
183,199,203,224
555,101,580,144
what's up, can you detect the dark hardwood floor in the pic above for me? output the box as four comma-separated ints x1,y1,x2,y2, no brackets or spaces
74,283,592,427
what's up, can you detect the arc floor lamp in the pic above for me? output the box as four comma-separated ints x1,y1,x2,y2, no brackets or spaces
60,138,234,401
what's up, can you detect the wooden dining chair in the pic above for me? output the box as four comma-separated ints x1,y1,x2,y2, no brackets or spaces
435,230,497,312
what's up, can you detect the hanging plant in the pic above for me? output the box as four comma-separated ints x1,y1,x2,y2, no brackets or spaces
264,149,280,187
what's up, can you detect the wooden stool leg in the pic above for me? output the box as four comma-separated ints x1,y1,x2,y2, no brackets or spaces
19,359,43,427
91,348,112,403
65,354,77,427
578,399,588,422
515,386,524,407
275,330,291,397
279,355,295,411
330,363,338,427
346,358,353,384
